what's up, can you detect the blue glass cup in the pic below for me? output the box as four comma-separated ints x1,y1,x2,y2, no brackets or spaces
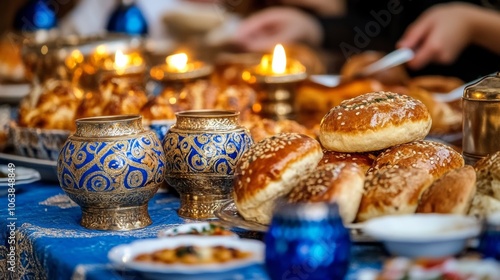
479,212,500,260
265,202,351,280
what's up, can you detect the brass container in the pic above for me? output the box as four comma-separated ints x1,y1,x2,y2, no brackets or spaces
463,73,500,165
247,70,307,120
57,115,166,230
163,110,253,219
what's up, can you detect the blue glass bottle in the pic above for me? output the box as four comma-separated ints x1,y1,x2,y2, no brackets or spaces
14,0,57,32
265,202,351,280
107,0,148,36
479,213,500,260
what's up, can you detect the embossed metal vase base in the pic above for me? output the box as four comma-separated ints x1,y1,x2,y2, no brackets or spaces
58,115,166,230
163,110,253,220
168,176,233,219
81,205,151,230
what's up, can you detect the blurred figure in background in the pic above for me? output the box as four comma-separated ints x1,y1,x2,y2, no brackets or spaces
233,0,500,81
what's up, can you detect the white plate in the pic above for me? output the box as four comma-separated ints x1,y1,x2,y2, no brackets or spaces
0,83,30,104
158,222,238,238
0,152,58,182
108,236,264,278
0,165,41,186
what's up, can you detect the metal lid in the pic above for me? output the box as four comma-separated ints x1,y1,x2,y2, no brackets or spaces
463,72,500,100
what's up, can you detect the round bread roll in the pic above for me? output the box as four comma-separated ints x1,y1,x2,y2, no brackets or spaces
409,75,463,93
468,194,500,217
319,92,432,152
296,78,384,115
287,163,365,224
18,79,83,130
416,166,477,214
233,133,323,225
140,96,176,123
319,150,375,174
356,167,434,222
475,151,500,200
341,51,410,85
368,140,465,179
406,86,462,134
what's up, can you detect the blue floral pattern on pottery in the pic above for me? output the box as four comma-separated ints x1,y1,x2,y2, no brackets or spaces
58,133,165,192
164,131,252,175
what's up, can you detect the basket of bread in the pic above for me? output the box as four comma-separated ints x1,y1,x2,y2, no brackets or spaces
225,90,499,231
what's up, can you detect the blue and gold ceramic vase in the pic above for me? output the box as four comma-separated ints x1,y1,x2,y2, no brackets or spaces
57,115,166,230
163,110,253,219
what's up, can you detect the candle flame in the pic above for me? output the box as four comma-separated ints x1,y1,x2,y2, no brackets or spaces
166,53,188,72
272,44,287,74
114,50,130,69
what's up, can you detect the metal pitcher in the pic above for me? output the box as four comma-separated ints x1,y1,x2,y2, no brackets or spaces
463,72,500,165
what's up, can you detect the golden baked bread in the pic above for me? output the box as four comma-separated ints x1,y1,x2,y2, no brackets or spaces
368,140,465,180
416,166,477,215
409,76,463,94
140,96,177,123
406,85,462,134
474,151,500,199
233,133,323,225
287,163,365,224
0,37,26,83
468,194,500,217
296,78,384,114
356,167,434,222
241,115,315,143
319,92,432,153
161,80,219,111
76,77,148,118
214,85,256,121
341,51,410,85
319,150,376,174
18,79,83,130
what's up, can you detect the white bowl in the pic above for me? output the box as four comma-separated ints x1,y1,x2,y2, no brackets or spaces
157,222,238,238
363,214,481,258
108,236,264,279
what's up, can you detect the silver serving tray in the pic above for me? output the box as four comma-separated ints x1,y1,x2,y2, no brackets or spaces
215,200,375,243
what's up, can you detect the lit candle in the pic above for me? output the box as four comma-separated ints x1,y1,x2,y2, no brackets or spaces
246,44,308,119
114,50,130,74
254,44,305,77
166,53,189,73
150,52,213,81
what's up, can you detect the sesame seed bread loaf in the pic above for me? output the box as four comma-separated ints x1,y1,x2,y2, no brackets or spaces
287,163,365,224
474,151,500,200
368,140,464,180
319,150,376,174
416,166,477,215
232,133,323,225
319,92,431,153
356,167,434,222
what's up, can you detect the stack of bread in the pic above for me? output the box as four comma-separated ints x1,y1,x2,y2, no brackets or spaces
469,151,500,216
296,52,463,135
233,91,480,226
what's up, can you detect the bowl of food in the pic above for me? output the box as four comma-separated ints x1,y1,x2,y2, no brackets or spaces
158,222,238,238
108,236,264,279
363,214,481,258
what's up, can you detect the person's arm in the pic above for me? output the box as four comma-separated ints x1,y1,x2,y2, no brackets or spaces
398,2,500,69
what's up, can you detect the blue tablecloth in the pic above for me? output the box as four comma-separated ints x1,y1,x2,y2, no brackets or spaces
0,182,385,280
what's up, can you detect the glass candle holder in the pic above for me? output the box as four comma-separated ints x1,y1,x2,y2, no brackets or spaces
265,202,351,280
479,212,500,260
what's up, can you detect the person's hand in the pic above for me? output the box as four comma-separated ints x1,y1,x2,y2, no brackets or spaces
278,0,346,16
232,7,323,52
397,3,480,70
